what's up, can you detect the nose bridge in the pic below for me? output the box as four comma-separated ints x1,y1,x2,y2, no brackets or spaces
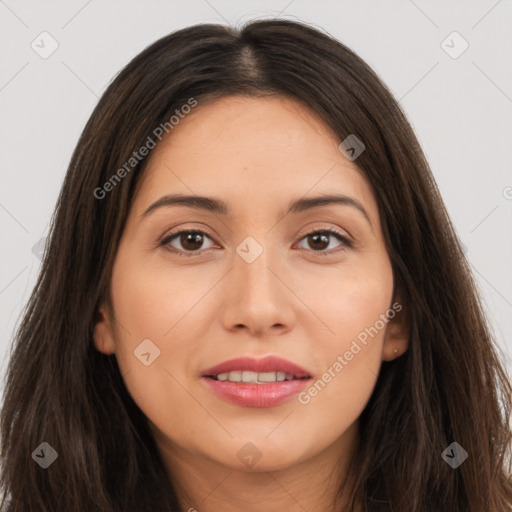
234,233,279,301
221,232,293,332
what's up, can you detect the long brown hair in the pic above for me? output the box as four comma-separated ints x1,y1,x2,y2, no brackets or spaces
1,19,511,512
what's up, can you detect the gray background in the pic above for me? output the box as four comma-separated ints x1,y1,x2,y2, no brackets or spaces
1,0,511,392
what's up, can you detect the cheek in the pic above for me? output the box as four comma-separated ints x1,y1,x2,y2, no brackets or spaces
110,252,212,345
308,301,391,420
294,256,393,403
300,251,393,343
108,255,213,423
326,276,392,352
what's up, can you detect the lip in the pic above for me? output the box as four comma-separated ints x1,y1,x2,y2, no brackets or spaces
202,377,311,408
201,356,311,379
200,356,312,408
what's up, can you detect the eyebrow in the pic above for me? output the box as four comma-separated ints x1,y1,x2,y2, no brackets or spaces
141,193,372,227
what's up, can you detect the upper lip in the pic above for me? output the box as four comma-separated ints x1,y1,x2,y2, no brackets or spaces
201,356,311,379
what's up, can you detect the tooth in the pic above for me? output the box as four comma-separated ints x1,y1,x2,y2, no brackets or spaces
258,371,277,383
212,370,297,383
229,371,242,382
242,371,259,383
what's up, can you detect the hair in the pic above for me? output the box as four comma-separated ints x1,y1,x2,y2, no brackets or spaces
1,17,511,512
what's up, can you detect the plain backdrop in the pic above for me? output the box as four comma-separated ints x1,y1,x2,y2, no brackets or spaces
1,0,511,393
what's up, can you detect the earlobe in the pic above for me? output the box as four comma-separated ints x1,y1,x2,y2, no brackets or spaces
382,299,409,361
93,306,116,355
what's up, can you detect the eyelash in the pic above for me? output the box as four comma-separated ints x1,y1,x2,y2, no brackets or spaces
160,227,352,257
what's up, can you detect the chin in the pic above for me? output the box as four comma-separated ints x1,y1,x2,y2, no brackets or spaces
218,438,311,473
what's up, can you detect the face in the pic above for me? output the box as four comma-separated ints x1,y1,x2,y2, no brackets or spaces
94,95,408,478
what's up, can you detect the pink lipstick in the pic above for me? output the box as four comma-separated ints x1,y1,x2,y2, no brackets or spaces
201,355,312,408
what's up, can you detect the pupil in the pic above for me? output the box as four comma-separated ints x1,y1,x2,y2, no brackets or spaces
182,232,203,251
309,233,328,250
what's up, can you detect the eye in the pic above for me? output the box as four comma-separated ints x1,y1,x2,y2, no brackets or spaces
296,228,352,256
160,227,352,257
161,230,216,256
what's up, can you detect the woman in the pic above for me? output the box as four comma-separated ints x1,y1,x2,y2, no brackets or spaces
1,18,511,512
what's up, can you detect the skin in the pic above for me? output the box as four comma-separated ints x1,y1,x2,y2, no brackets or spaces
94,95,409,512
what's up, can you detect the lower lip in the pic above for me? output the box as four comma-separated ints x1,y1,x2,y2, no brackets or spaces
201,376,312,408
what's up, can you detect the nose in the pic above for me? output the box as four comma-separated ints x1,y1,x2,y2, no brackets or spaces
219,242,296,337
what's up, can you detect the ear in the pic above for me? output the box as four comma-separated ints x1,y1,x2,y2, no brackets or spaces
382,297,409,361
93,305,116,355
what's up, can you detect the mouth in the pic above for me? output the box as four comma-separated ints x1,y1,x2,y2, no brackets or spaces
205,371,310,384
200,356,312,408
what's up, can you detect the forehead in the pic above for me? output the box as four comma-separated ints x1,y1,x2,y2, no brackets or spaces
133,95,377,221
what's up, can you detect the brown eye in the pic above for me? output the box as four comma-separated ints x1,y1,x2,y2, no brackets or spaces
297,229,351,255
161,230,215,255
179,232,205,251
161,227,351,258
306,232,330,251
